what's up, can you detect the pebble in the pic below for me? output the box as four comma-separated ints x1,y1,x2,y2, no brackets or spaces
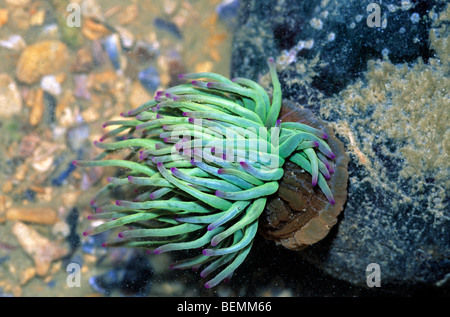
31,141,61,172
12,221,68,276
154,17,183,40
66,123,90,152
41,75,62,96
0,9,8,28
116,4,138,25
102,33,124,72
6,0,31,6
16,40,69,85
20,267,36,285
216,0,240,29
71,47,94,73
115,26,135,49
81,18,111,41
73,74,91,100
0,73,22,118
138,66,160,93
6,206,59,224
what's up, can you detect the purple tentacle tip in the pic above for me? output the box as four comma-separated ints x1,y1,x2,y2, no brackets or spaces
82,231,89,236
118,232,125,238
72,160,78,166
188,117,194,124
206,82,213,88
215,190,224,198
239,161,249,169
115,200,122,206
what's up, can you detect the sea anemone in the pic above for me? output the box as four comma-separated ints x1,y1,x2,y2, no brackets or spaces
74,57,347,288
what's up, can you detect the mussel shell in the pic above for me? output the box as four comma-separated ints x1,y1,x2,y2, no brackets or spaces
260,100,350,250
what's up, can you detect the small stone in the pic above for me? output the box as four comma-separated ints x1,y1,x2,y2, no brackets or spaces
116,26,135,49
29,88,44,126
0,9,9,28
6,206,59,224
0,34,26,51
195,61,213,73
20,267,36,285
138,66,160,93
14,163,27,181
31,141,61,172
88,70,118,93
12,222,68,276
1,180,13,193
55,90,76,124
61,191,80,207
30,9,45,26
8,7,30,30
81,106,99,123
52,221,70,239
71,47,94,73
0,73,22,118
40,75,62,95
81,18,111,41
129,80,151,108
16,40,69,84
73,74,91,100
18,133,40,157
163,0,178,15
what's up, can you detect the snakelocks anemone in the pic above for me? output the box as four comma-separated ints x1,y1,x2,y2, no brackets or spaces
74,57,349,289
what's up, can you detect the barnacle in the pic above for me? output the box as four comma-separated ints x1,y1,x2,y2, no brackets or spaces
75,58,348,288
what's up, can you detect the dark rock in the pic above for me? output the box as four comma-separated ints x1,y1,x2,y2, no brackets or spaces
230,0,449,293
231,0,441,98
